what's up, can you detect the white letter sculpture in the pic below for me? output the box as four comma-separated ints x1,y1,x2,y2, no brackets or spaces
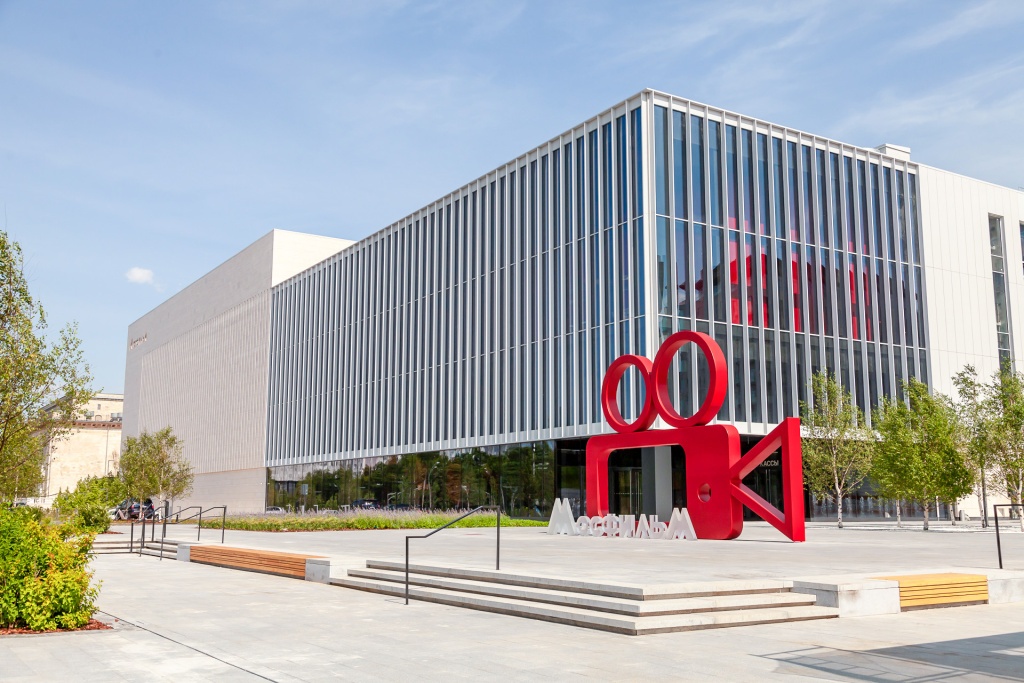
664,508,698,540
546,498,579,536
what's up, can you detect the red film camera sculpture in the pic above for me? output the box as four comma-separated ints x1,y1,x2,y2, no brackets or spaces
585,330,806,542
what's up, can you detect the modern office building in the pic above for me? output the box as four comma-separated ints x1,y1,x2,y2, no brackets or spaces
124,89,1023,518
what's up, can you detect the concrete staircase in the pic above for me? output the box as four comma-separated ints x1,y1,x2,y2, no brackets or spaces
92,537,179,560
333,560,838,635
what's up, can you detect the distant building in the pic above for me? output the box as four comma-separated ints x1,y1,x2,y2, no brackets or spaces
37,392,124,506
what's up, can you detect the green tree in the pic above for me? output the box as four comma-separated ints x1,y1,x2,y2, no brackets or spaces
983,364,1024,531
801,372,874,528
0,232,93,502
119,427,194,510
53,475,127,532
953,365,993,524
872,378,974,530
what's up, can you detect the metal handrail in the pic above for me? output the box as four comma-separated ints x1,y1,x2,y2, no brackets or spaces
994,503,1023,569
405,506,500,605
157,505,228,543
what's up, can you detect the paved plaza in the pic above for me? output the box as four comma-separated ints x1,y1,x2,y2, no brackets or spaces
1,523,1023,681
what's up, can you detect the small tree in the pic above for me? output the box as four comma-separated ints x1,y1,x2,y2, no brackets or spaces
801,372,874,528
873,378,974,530
119,427,194,511
984,365,1024,531
953,365,993,523
0,232,93,501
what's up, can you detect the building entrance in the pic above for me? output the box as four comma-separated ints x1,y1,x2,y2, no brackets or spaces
610,467,643,516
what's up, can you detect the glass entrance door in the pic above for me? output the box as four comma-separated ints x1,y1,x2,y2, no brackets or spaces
610,467,643,516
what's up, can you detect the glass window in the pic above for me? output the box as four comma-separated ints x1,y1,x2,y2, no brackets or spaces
773,137,785,237
820,248,833,336
745,234,758,325
835,250,847,338
691,116,706,224
776,240,789,330
677,220,690,317
845,157,855,252
875,258,887,342
990,215,1013,361
694,223,708,320
781,334,793,417
791,244,803,333
540,156,548,252
858,160,870,255
816,149,828,245
830,153,842,248
631,107,643,220
849,255,861,340
888,262,901,345
870,163,882,257
730,231,741,324
795,334,807,410
803,145,815,246
727,125,738,229
602,123,613,229
588,131,598,235
749,329,762,422
617,115,627,225
552,150,560,247
563,142,572,244
761,237,774,328
709,120,723,227
712,228,726,322
902,264,914,346
896,169,908,262
655,106,669,215
764,330,778,422
657,216,671,315
862,256,874,342
909,174,921,264
673,111,687,220
619,224,631,319
787,141,799,241
576,137,585,237
757,133,770,235
883,166,895,259
732,326,746,421
742,130,754,233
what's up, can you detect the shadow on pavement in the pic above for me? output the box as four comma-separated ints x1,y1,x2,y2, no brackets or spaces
763,631,1024,681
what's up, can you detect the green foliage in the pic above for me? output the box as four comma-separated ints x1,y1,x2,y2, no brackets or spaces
0,231,93,502
199,510,547,532
801,373,874,528
54,476,127,533
0,507,98,631
119,427,193,504
873,378,974,529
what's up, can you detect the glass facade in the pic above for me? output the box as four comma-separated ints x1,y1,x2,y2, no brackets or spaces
652,101,926,426
262,91,931,514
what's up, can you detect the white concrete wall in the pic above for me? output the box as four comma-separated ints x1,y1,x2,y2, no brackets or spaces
123,229,352,510
918,166,1024,518
918,166,1024,395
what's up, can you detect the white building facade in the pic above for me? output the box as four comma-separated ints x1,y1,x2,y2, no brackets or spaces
125,90,1023,518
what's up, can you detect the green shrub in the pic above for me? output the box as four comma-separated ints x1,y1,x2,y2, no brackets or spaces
198,510,548,532
53,475,127,533
0,508,98,631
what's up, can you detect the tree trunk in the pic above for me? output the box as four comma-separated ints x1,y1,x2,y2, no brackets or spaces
836,491,844,529
923,501,930,531
896,500,902,528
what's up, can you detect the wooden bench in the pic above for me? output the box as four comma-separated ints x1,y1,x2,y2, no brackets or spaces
875,573,989,610
189,545,324,579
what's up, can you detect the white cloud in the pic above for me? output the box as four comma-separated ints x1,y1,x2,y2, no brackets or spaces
125,266,155,286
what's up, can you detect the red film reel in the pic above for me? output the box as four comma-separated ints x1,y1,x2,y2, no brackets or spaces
601,331,728,433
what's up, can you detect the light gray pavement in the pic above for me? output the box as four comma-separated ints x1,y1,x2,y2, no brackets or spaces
142,519,1024,583
2,549,1024,682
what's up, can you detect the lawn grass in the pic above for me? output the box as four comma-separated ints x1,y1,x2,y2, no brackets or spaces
195,510,548,532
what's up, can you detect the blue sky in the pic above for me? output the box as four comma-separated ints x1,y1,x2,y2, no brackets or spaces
2,0,1023,393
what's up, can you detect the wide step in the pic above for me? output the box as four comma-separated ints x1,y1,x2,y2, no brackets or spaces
334,576,836,635
343,567,815,616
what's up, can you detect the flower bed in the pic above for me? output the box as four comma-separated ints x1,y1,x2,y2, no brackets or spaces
198,510,547,532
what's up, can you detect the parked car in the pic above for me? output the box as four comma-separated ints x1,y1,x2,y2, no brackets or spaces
265,506,286,514
351,499,379,510
110,498,159,520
